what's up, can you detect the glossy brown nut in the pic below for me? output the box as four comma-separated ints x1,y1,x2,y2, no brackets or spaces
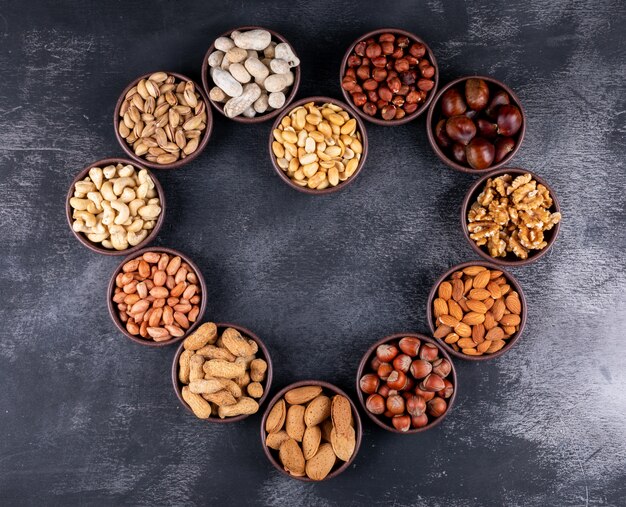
398,337,421,356
359,373,380,394
466,137,495,170
386,394,405,415
440,88,467,117
451,143,467,164
379,33,395,42
409,42,426,57
342,77,357,91
438,378,454,399
494,136,516,162
376,343,399,362
435,119,453,149
372,67,388,82
387,77,401,93
363,79,378,91
377,363,393,380
418,79,434,91
465,78,490,111
381,104,397,120
410,359,432,379
432,358,452,378
387,370,408,390
414,386,435,402
394,58,410,72
392,415,411,432
419,343,440,362
372,56,387,68
381,41,394,54
446,115,477,145
363,102,377,116
392,354,412,373
427,397,448,417
352,92,367,107
411,413,429,428
406,394,426,416
356,65,370,80
403,102,418,114
486,89,511,118
421,66,435,79
365,43,382,58
366,393,386,414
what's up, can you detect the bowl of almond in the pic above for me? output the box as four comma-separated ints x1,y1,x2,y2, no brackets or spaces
260,380,362,481
426,261,527,360
462,168,562,265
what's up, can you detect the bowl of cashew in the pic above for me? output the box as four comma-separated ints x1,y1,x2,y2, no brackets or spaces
66,157,166,255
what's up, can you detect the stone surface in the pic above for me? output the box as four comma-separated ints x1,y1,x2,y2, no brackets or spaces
0,0,625,505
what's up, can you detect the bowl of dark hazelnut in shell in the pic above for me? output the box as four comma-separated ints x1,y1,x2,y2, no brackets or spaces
340,28,438,125
427,76,525,172
356,333,457,433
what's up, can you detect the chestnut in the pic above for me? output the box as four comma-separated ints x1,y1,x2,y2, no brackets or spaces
376,343,399,362
360,373,380,394
387,370,408,390
496,104,522,136
410,359,432,379
486,90,510,118
494,136,516,162
420,373,445,392
437,378,454,399
445,115,476,146
435,119,453,149
377,362,393,380
465,137,495,170
451,143,467,164
440,88,467,117
398,336,421,357
411,413,429,428
392,353,412,373
465,78,489,111
366,393,386,414
419,343,439,362
405,394,426,417
431,358,452,378
476,118,498,139
386,394,405,415
392,415,412,432
427,397,447,417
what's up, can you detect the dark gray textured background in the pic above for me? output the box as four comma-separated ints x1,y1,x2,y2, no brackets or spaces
1,0,625,505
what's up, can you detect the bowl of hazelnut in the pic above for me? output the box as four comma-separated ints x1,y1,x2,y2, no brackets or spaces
340,28,438,125
356,333,457,433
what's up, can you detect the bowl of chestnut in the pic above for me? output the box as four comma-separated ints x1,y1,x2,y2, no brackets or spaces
356,333,457,433
426,76,525,172
340,28,438,125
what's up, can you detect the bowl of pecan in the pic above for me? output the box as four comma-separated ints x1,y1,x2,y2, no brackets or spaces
462,168,562,265
426,261,527,360
340,28,438,125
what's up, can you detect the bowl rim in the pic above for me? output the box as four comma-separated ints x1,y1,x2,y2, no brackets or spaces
171,322,274,423
268,95,369,194
425,75,526,173
461,167,562,266
201,25,302,124
65,157,166,255
426,260,528,361
113,71,213,170
356,332,458,433
339,27,439,126
106,246,207,346
260,379,363,481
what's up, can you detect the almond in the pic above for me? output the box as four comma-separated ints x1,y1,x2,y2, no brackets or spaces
484,311,497,330
330,395,353,435
447,299,464,321
472,324,485,344
462,265,486,276
285,405,306,442
500,284,511,296
462,348,481,355
433,324,452,339
469,288,491,300
265,430,290,450
320,419,334,442
485,326,505,341
505,295,522,314
477,340,492,353
492,298,506,321
302,425,321,460
433,298,448,318
444,332,460,344
466,299,487,314
472,270,491,289
330,425,356,461
486,281,502,299
439,314,459,327
279,438,305,476
462,312,485,326
265,399,286,434
489,270,503,279
464,277,473,295
284,385,323,405
305,443,336,481
438,281,452,300
454,322,472,337
304,395,331,427
487,339,506,353
500,314,521,327
452,279,464,301
457,338,476,349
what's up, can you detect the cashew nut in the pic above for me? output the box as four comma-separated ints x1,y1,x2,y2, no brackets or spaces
146,188,157,198
120,187,136,203
127,218,144,233
102,165,117,179
100,181,116,201
101,239,113,249
113,177,135,196
88,167,103,190
117,164,135,177
101,201,116,226
87,232,109,243
111,200,130,225
75,181,95,195
69,197,91,211
87,191,103,212
138,204,161,219
127,230,148,246
129,198,144,217
109,225,129,251
73,210,96,228
136,182,149,199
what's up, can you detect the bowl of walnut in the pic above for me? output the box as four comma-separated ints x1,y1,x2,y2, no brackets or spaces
461,168,562,266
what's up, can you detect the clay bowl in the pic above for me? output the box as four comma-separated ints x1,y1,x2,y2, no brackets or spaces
66,157,165,255
113,71,213,170
426,75,526,173
339,28,439,126
462,168,562,266
268,96,369,194
426,260,527,361
260,380,362,481
172,322,273,423
107,246,207,347
201,26,301,123
356,333,457,434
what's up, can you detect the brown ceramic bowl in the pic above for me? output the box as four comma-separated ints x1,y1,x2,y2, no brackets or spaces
171,322,273,423
268,96,369,194
339,28,439,126
356,333,457,433
113,71,213,170
201,26,301,123
462,168,562,266
66,158,165,255
260,380,362,481
426,75,526,173
107,246,207,347
426,260,527,361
